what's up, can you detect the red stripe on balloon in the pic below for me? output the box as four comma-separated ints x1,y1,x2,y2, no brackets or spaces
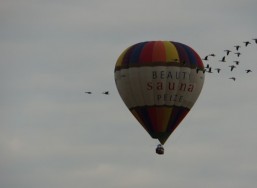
139,41,155,63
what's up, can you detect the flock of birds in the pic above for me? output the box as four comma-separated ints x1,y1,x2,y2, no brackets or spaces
85,91,110,95
201,38,257,81
85,38,256,94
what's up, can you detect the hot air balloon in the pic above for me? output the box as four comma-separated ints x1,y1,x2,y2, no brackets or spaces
114,41,205,154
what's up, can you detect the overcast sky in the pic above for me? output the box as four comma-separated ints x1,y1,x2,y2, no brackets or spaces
1,0,257,188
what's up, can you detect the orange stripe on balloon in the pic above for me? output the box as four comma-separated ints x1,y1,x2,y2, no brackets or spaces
152,41,166,62
148,107,172,133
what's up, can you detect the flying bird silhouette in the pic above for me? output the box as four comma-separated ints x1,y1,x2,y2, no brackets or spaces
102,91,109,95
233,61,240,65
246,69,252,73
208,53,215,57
234,45,241,51
196,68,205,74
202,56,209,60
207,67,213,73
85,91,92,94
224,50,232,55
219,56,226,62
243,41,251,46
229,77,236,81
205,64,210,69
253,38,257,43
215,68,221,73
229,65,236,71
235,52,241,57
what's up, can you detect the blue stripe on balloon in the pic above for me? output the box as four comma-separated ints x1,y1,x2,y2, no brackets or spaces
129,42,147,64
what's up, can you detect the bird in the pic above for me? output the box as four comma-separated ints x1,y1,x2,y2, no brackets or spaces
252,38,257,43
196,68,206,74
219,56,226,62
85,91,92,94
233,61,240,65
243,41,251,47
229,77,236,81
246,69,252,73
234,45,241,51
102,91,109,95
205,64,210,68
196,68,205,73
224,50,232,55
202,56,209,61
215,68,221,73
208,53,215,57
207,67,213,73
229,65,236,71
235,52,241,57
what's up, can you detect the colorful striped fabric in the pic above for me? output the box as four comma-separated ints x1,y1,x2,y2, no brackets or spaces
114,41,205,145
115,41,204,70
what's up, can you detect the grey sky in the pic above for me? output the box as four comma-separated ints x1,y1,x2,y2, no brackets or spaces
1,0,257,188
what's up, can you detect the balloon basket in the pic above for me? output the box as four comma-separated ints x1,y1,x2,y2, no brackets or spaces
156,144,164,155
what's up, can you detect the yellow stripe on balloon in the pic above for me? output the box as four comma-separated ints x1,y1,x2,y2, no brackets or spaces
163,41,180,63
115,46,131,67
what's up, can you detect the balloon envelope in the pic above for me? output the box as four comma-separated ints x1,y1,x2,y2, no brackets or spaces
114,41,205,144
